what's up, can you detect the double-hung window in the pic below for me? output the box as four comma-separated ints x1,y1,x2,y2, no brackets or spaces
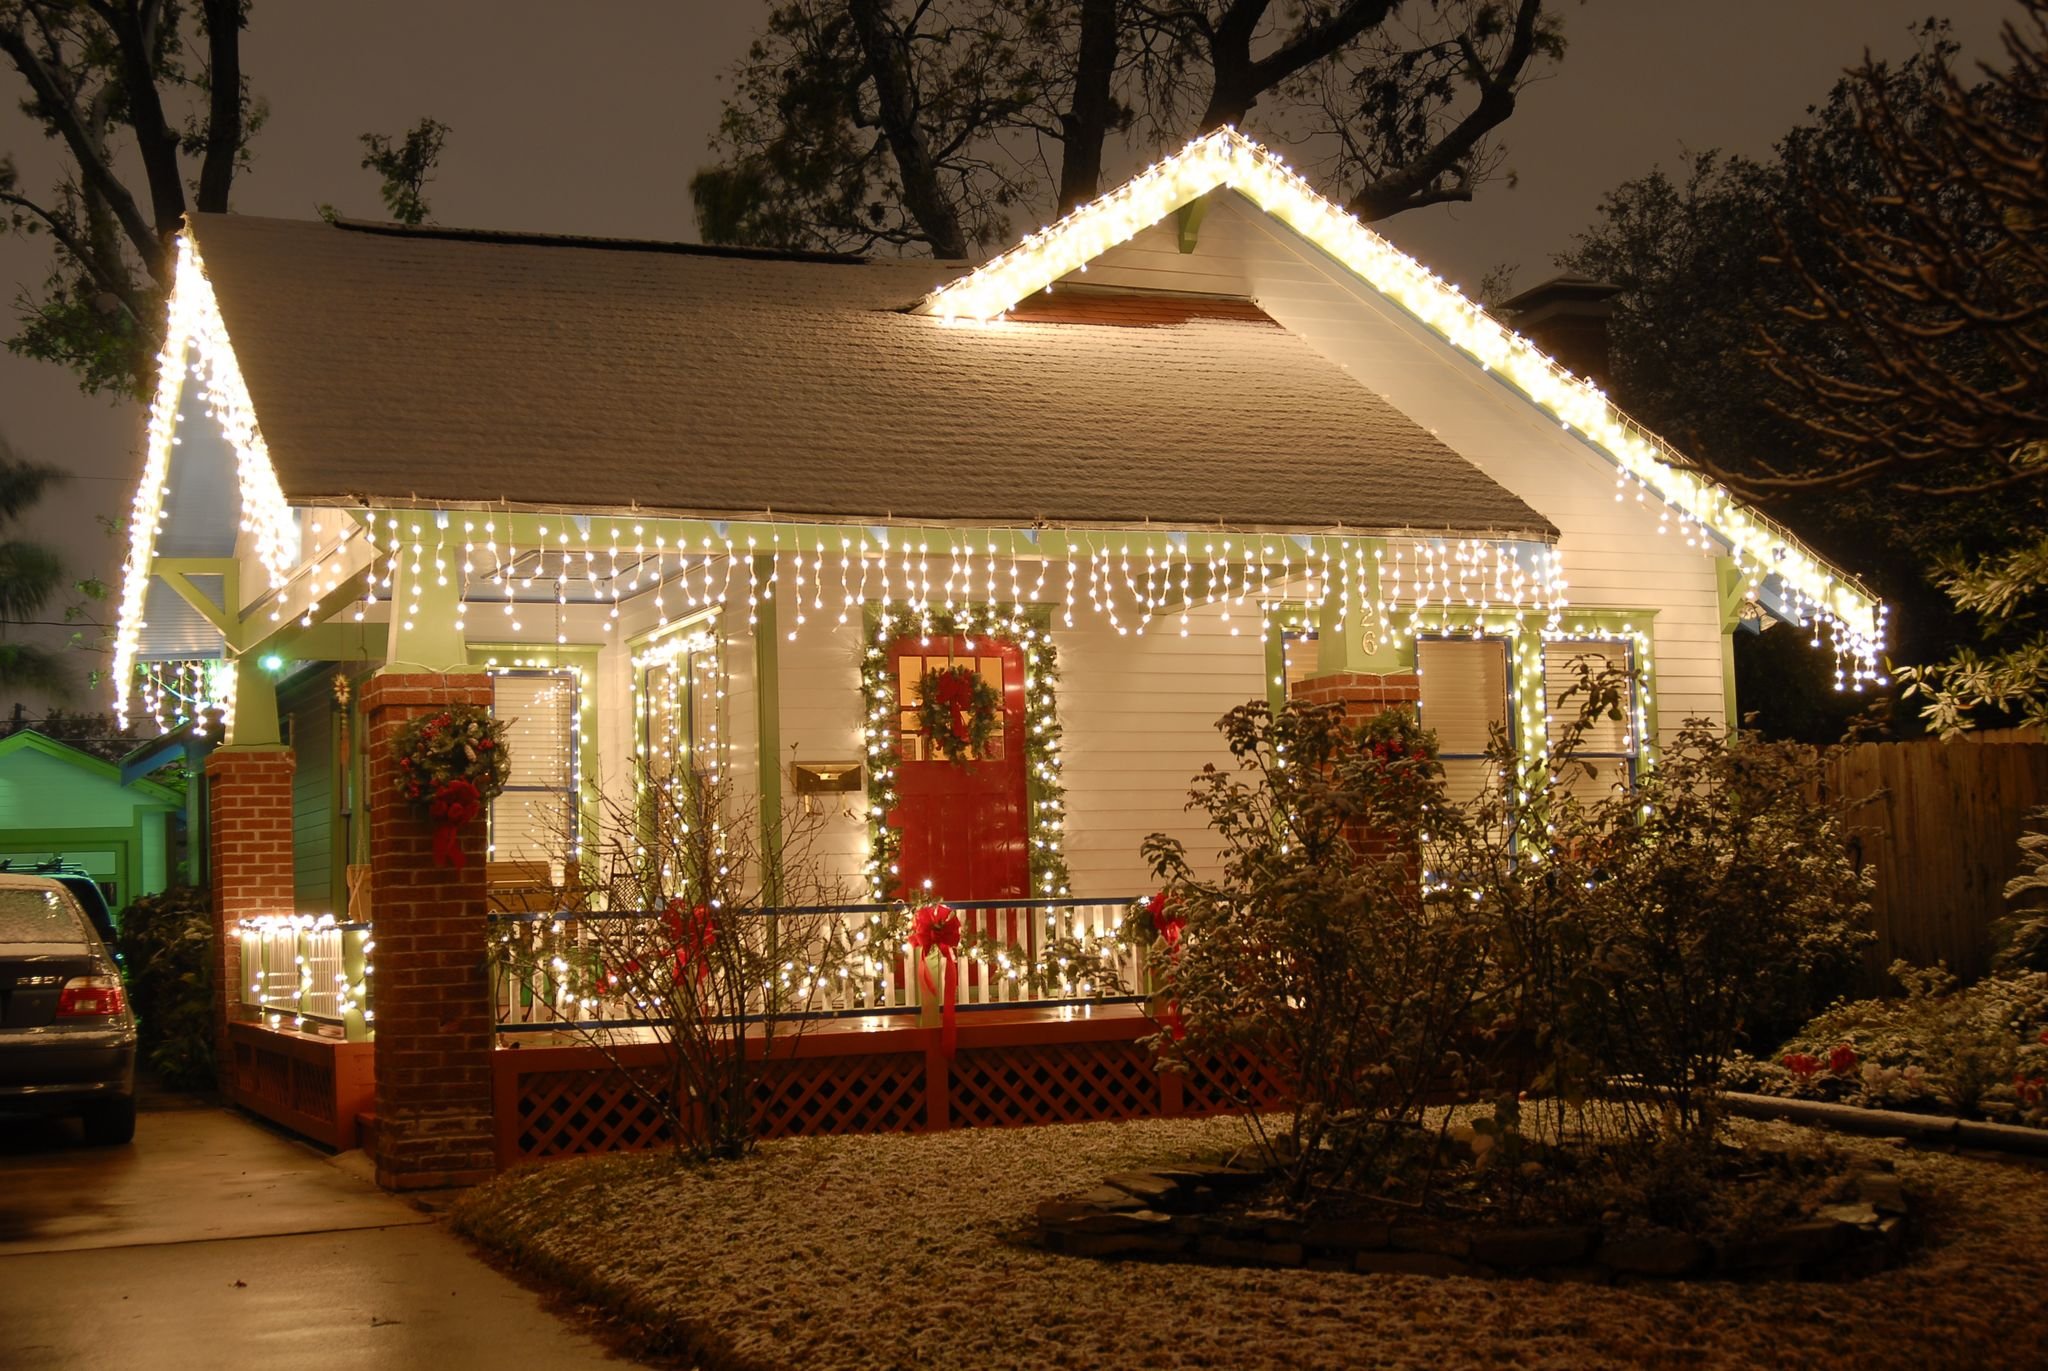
1542,638,1638,807
1416,637,1510,806
489,670,580,866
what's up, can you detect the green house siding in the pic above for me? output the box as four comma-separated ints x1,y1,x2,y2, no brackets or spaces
0,731,181,908
288,686,338,913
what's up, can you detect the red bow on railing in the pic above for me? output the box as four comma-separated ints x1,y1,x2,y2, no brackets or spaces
428,778,483,868
1143,890,1187,1042
932,669,976,743
661,897,718,986
910,902,961,1056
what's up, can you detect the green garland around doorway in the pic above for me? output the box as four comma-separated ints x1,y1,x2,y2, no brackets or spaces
858,603,1069,904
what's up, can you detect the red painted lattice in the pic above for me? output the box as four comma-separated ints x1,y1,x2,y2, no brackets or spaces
949,1041,1159,1127
1180,1045,1294,1116
514,1068,671,1161
754,1053,927,1138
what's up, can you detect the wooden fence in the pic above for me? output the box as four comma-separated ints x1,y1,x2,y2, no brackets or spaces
1827,740,2048,981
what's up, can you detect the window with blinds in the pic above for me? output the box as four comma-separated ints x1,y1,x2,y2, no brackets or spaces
1543,639,1636,808
490,670,578,865
1416,637,1510,806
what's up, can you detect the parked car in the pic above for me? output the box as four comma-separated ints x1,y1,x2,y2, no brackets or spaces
0,859,118,947
0,874,138,1144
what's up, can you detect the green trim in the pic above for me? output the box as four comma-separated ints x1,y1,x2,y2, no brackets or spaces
1547,608,1661,769
752,556,783,903
1715,555,1746,725
1176,192,1211,253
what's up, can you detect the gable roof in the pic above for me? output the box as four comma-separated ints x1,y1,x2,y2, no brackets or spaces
0,730,180,806
921,127,1880,646
183,213,1550,539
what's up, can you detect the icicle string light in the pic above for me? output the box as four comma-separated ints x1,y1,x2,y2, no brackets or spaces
921,127,1880,675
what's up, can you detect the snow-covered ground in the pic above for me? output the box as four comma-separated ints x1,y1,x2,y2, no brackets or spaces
453,1115,2048,1370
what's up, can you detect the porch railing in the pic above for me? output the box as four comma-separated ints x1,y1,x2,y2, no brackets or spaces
486,896,1148,1035
236,915,374,1040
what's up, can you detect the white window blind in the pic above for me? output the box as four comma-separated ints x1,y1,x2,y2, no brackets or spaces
491,671,577,865
1543,640,1637,807
1418,638,1509,805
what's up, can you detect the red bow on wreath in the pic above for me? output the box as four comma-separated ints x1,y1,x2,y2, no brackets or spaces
428,778,483,868
931,670,977,745
661,898,718,986
910,902,962,1057
1143,890,1188,1042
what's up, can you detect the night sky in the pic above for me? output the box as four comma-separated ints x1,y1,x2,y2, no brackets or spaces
0,0,2013,704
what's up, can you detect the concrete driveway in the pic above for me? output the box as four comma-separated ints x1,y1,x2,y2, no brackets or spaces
0,1091,625,1368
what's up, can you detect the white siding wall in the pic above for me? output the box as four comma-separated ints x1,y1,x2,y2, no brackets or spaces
1056,599,1264,895
775,620,869,893
1065,195,1730,743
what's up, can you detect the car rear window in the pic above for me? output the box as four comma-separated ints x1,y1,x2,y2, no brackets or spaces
0,888,88,944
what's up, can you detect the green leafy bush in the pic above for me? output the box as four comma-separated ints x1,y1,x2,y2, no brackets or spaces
1143,699,1495,1202
1997,808,2048,974
116,885,215,1090
1733,962,2048,1125
1563,719,1875,1126
1144,687,1878,1207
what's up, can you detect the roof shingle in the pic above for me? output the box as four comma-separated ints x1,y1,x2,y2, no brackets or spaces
188,213,1552,539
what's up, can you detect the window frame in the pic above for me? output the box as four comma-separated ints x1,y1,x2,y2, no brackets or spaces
469,644,601,873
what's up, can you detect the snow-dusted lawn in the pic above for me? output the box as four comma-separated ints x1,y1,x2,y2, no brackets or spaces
452,1116,2048,1371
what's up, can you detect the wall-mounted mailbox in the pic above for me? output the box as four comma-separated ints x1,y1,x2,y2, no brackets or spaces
790,761,862,794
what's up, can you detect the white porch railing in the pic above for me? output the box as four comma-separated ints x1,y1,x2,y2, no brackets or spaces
236,915,374,1039
486,896,1147,1033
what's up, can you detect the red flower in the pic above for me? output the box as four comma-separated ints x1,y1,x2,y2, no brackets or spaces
1783,1052,1821,1082
2016,1074,2045,1107
1827,1044,1859,1076
1141,890,1185,947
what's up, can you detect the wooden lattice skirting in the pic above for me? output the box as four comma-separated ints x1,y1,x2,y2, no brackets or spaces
492,1009,1293,1169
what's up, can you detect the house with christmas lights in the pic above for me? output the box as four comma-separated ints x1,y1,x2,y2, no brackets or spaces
111,129,1884,1184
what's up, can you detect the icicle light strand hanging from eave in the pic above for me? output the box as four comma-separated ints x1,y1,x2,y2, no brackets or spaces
918,127,1883,674
112,233,301,722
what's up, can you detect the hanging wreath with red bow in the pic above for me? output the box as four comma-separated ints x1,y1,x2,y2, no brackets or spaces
915,664,1001,765
392,703,511,868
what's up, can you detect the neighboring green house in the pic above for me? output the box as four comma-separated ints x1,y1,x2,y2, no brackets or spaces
0,729,183,909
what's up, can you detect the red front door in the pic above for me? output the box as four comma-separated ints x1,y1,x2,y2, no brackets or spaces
888,635,1029,903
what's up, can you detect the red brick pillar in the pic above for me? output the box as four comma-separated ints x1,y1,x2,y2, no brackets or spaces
361,673,497,1189
1287,670,1422,721
206,746,296,1094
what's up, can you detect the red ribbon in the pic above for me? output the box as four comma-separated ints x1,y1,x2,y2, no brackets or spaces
428,778,482,868
910,903,961,1056
1143,890,1187,1042
661,898,718,986
932,669,976,747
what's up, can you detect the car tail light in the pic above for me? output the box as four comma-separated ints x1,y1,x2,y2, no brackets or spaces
56,976,126,1018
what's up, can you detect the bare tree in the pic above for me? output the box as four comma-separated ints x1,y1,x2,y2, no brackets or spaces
0,0,259,395
1748,3,2047,499
693,0,1565,256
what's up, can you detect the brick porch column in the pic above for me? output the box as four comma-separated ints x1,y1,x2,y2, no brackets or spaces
1288,670,1422,721
206,746,297,1095
361,672,497,1189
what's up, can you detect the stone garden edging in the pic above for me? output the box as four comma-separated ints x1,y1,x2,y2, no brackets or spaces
1036,1159,1912,1281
